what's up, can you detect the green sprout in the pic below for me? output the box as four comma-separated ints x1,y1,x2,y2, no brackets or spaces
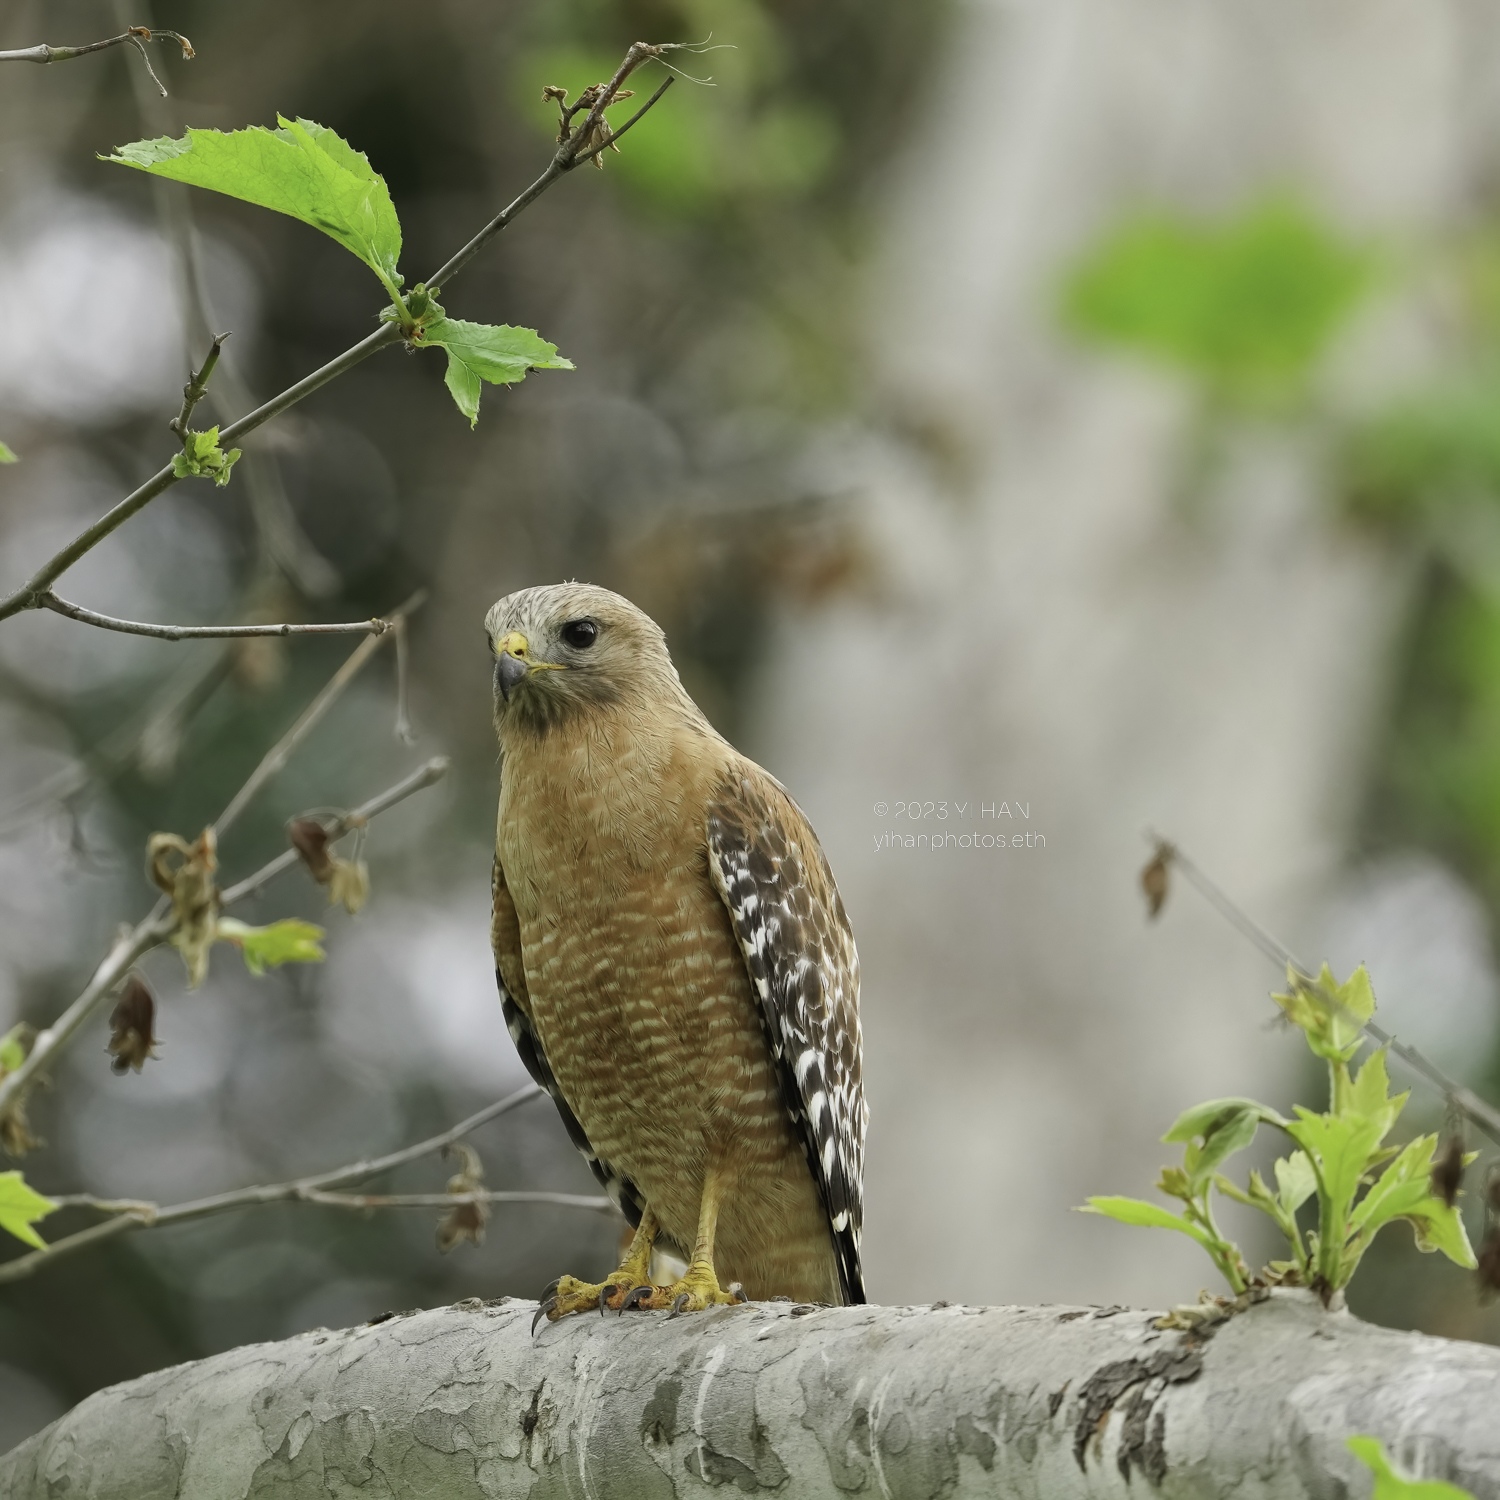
1081,964,1476,1300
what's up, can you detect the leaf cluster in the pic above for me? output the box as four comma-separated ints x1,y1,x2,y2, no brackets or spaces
1082,964,1476,1299
106,118,572,427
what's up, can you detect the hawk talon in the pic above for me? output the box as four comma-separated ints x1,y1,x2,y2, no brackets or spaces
531,1295,558,1335
620,1284,656,1314
667,1292,692,1319
729,1282,748,1303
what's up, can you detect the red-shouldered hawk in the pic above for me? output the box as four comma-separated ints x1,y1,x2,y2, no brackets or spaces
486,582,866,1321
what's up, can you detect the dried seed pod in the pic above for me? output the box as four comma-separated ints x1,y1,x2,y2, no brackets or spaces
147,828,219,987
289,818,335,882
436,1142,488,1252
1430,1131,1466,1209
1140,841,1174,919
108,975,159,1075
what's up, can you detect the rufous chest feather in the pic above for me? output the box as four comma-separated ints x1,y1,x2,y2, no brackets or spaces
496,713,722,922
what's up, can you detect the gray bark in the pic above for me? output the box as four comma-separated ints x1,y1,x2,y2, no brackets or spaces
3,1291,1496,1499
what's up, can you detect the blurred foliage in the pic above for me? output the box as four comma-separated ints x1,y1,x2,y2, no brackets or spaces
1062,195,1377,411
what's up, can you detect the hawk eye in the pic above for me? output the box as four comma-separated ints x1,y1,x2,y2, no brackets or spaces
561,619,598,650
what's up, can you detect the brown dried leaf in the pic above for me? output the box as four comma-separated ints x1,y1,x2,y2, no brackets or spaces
1140,842,1174,919
328,858,369,916
147,828,219,987
108,976,159,1075
436,1142,488,1252
541,84,568,103
0,1094,37,1158
289,818,335,882
1430,1133,1465,1209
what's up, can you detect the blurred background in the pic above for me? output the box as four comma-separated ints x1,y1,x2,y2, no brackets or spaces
5,0,1500,1451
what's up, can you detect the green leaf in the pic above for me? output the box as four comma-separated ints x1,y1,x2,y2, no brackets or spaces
170,426,241,487
1163,1097,1286,1142
1061,195,1376,410
216,917,326,977
105,118,403,296
1286,1109,1386,1213
420,317,574,428
0,1025,26,1075
1274,1151,1318,1217
1338,1130,1476,1269
1347,1436,1477,1499
1348,1047,1407,1135
1274,963,1376,1062
0,1170,56,1251
0,441,16,464
1164,1100,1271,1191
1078,1195,1215,1251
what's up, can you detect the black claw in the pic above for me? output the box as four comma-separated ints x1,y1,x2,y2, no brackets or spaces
620,1284,654,1314
666,1292,692,1320
729,1282,748,1303
531,1296,558,1336
540,1277,562,1300
598,1287,612,1315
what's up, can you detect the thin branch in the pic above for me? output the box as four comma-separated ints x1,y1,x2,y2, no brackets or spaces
36,593,394,641
1149,834,1500,1150
294,1189,613,1212
0,758,447,1125
168,331,229,441
0,37,679,629
423,42,674,292
569,77,675,169
212,590,425,839
0,29,193,99
0,323,401,625
0,1087,554,1284
219,756,448,907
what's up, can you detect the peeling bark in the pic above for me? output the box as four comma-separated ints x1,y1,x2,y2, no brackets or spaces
3,1291,1497,1498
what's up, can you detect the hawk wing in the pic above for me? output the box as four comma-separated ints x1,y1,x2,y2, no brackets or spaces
491,855,645,1228
706,771,867,1304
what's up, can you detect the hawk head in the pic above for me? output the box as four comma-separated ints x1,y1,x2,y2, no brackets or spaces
485,582,694,736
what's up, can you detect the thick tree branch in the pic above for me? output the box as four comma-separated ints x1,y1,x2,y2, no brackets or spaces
0,1085,558,1285
2,1293,1495,1497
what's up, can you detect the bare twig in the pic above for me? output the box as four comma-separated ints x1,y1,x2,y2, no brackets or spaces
212,591,425,838
0,28,193,100
293,1189,613,1213
168,331,229,441
1147,834,1500,1150
0,758,448,1126
0,1086,570,1283
0,38,679,630
36,593,394,642
424,43,676,292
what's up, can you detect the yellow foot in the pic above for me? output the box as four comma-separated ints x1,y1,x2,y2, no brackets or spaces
532,1264,747,1330
641,1260,748,1318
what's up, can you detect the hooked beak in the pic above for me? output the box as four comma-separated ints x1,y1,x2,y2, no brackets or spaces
495,652,529,699
493,629,565,701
